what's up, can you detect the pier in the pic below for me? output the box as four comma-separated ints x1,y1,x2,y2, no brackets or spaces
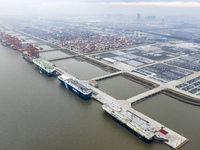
127,86,165,104
56,68,65,75
39,49,60,53
48,55,78,61
88,82,189,150
1,28,190,150
82,70,189,150
57,68,189,150
91,71,123,81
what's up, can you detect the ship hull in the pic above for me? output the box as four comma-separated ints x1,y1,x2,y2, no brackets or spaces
110,114,127,127
126,124,153,143
33,58,56,77
58,78,65,86
58,78,92,100
36,65,56,77
106,111,153,143
22,55,33,63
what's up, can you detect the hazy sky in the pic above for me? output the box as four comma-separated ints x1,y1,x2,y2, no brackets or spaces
1,0,200,18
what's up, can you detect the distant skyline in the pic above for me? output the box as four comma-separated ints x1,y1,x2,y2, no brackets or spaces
1,0,200,19
97,1,200,7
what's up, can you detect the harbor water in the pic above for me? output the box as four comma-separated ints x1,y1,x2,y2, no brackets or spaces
135,94,200,150
97,76,149,100
0,44,199,150
54,58,109,80
40,51,70,60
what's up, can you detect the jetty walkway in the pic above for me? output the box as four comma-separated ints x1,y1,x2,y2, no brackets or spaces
127,86,165,104
48,55,78,61
91,71,124,81
88,82,188,150
5,27,189,150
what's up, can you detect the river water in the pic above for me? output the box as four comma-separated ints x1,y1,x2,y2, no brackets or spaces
97,76,149,100
0,44,199,150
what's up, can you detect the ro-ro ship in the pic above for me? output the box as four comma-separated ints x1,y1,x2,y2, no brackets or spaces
33,58,56,77
102,102,167,143
58,74,92,100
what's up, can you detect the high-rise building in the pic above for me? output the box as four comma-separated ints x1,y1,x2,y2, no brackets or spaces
146,16,156,21
134,31,141,37
137,13,141,22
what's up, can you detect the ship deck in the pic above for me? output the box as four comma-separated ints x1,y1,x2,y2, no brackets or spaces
46,65,189,150
88,83,189,150
67,78,92,94
33,58,55,70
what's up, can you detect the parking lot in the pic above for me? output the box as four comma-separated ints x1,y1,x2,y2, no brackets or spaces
176,76,200,95
142,63,193,83
165,56,200,71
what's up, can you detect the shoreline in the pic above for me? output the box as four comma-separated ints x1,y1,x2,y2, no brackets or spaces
76,55,200,106
162,89,200,106
0,29,191,149
1,29,200,106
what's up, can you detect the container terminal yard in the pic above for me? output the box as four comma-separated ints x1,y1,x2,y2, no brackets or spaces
2,23,200,149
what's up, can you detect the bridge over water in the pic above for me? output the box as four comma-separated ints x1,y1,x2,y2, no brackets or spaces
91,71,124,81
48,55,78,61
127,86,165,104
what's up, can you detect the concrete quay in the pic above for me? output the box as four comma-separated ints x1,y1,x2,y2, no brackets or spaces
87,81,189,150
5,28,190,149
55,65,189,150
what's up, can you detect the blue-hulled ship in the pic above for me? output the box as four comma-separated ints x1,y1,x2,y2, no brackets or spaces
102,102,158,143
58,74,92,100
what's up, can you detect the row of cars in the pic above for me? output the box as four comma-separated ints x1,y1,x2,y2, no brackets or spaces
176,76,200,95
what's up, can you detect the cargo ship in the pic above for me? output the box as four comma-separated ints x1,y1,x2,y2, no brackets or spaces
102,102,158,143
58,74,92,100
2,41,11,46
22,53,34,63
33,58,56,77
